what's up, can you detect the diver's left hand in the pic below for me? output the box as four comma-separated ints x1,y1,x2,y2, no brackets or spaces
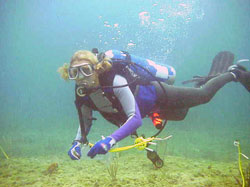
87,136,116,158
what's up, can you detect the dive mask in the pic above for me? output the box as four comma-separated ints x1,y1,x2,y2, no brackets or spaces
68,63,94,80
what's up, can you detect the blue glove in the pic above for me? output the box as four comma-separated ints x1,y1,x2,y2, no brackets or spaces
68,141,82,160
87,136,116,158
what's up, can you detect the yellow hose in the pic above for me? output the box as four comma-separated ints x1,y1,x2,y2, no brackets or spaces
88,135,172,153
88,137,155,152
0,144,9,159
110,137,155,152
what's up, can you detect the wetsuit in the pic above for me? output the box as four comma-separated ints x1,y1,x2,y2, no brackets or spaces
74,69,235,144
75,75,145,142
152,72,235,120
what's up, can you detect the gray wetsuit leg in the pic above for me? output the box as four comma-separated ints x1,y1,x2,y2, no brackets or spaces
151,72,234,120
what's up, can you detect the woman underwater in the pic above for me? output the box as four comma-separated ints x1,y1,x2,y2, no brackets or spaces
58,49,250,160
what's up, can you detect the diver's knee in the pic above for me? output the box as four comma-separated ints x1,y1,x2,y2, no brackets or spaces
162,108,188,121
176,108,188,120
200,95,212,104
199,90,213,104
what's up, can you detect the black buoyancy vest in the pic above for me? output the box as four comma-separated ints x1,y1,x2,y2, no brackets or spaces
75,69,137,127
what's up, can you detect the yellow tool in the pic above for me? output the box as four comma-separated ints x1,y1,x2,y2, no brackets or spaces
88,135,172,153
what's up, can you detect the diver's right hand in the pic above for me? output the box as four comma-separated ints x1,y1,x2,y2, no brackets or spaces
68,141,82,160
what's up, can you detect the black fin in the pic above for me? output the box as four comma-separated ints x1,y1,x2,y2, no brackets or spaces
182,51,234,87
208,51,234,76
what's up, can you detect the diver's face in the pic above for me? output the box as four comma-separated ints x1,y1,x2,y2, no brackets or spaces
70,60,100,88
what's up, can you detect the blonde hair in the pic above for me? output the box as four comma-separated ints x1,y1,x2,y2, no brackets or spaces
70,50,98,66
57,50,112,81
96,55,112,74
57,63,70,81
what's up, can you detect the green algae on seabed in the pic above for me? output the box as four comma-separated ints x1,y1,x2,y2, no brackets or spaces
0,154,244,186
106,158,119,181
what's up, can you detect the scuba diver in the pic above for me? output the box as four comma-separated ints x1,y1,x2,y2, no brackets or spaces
58,48,250,161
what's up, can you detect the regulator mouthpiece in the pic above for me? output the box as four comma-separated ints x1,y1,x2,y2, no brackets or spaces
76,86,87,97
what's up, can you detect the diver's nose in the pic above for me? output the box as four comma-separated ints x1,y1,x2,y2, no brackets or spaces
78,72,84,79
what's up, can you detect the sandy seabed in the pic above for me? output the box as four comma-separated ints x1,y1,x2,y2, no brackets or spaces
0,152,244,187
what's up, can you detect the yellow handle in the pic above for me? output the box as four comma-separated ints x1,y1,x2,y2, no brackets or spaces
87,135,172,153
88,137,155,153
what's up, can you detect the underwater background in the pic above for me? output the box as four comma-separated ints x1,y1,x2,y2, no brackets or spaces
0,0,250,186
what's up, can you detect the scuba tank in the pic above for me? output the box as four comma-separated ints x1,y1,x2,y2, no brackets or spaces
105,50,176,85
104,50,174,131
